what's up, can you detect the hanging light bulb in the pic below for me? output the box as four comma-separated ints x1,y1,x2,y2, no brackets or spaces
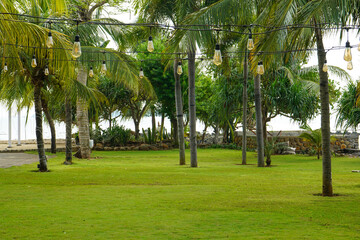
89,67,94,78
101,61,107,75
344,41,352,62
44,65,49,75
347,61,353,70
139,67,144,78
257,61,265,75
31,54,37,68
3,62,8,73
358,37,360,51
247,33,254,50
71,35,81,58
213,43,222,66
147,36,154,52
177,61,183,75
47,31,54,48
322,60,328,72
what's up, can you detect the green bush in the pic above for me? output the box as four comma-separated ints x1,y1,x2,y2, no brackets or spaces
103,125,131,147
90,128,103,145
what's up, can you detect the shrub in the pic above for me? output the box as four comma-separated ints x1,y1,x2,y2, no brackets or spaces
103,125,131,147
90,128,103,145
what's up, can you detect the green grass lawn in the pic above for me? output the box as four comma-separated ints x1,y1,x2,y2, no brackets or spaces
0,149,359,239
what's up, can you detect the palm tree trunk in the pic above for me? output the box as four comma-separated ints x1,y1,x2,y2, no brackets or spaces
213,125,219,144
188,48,197,167
76,67,91,159
65,96,72,164
174,59,186,165
134,119,140,140
254,74,265,167
172,117,178,145
314,24,333,196
151,106,156,141
242,52,248,165
34,82,47,171
41,94,56,154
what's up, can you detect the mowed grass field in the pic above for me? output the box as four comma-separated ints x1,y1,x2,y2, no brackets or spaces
0,149,359,239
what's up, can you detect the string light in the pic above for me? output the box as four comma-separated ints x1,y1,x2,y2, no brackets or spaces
44,65,49,75
322,60,328,72
139,67,144,78
247,33,254,50
347,61,353,70
344,41,352,62
177,61,183,75
71,35,81,58
89,67,94,77
358,37,360,51
3,63,8,73
147,36,154,52
344,29,352,62
101,60,107,74
213,43,222,66
257,61,264,75
47,22,54,48
31,54,37,68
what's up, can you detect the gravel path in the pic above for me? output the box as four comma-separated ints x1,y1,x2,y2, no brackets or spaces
0,153,54,168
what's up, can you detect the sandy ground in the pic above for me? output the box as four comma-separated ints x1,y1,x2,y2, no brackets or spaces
0,153,55,168
0,139,70,152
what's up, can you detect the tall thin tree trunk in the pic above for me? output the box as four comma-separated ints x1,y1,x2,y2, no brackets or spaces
134,119,140,140
76,67,91,159
242,52,248,165
151,106,156,141
174,59,186,165
202,125,208,143
213,125,219,144
34,82,47,171
188,48,197,167
41,94,56,154
172,118,178,145
109,113,112,131
254,74,264,167
160,112,165,142
65,96,72,164
315,24,333,196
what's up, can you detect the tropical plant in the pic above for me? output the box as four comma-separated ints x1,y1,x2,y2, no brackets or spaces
337,81,360,131
300,125,322,160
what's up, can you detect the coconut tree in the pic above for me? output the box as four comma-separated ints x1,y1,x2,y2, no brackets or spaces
0,2,75,171
133,0,188,165
254,0,359,196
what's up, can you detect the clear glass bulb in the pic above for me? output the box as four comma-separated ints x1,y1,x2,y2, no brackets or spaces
213,44,222,66
44,66,49,75
101,61,107,75
257,62,265,75
344,41,352,62
147,36,154,52
89,67,94,78
31,55,37,68
177,62,183,75
358,42,360,51
71,35,81,58
247,38,254,50
322,61,328,72
3,63,8,73
139,68,144,78
347,61,353,70
47,31,54,48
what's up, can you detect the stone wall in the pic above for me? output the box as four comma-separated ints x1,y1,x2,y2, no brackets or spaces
232,134,358,152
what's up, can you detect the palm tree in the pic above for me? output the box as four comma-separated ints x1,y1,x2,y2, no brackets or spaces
0,1,75,171
133,0,187,165
255,0,359,196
